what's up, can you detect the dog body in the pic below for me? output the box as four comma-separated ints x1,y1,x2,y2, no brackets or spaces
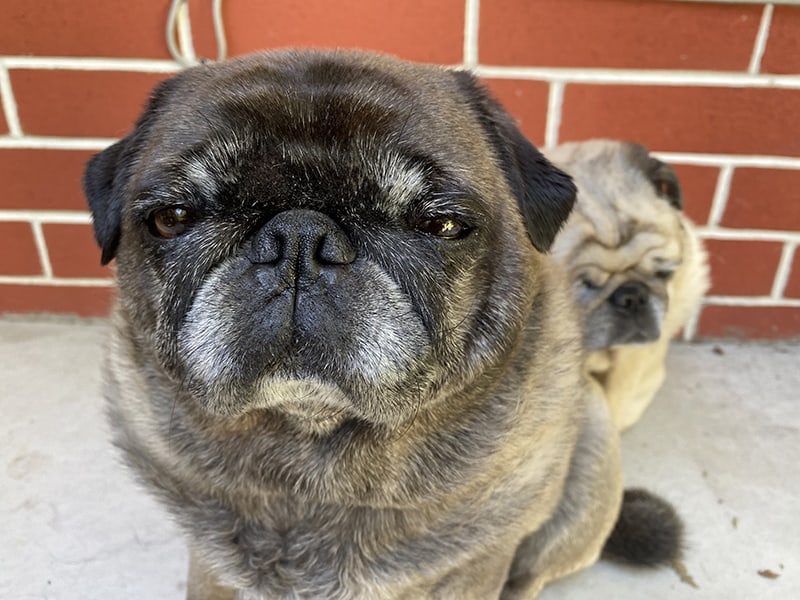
85,52,676,599
547,140,710,431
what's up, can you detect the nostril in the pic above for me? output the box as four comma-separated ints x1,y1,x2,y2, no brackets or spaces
316,233,356,266
249,228,286,265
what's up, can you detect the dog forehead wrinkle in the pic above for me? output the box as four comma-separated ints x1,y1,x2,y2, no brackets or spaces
575,231,675,276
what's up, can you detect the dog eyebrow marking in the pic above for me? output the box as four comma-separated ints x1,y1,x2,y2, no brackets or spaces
368,149,432,216
184,157,219,199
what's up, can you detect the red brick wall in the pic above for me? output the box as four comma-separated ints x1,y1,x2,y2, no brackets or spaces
1,0,799,340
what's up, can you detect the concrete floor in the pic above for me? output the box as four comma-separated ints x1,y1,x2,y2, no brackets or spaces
1,317,798,599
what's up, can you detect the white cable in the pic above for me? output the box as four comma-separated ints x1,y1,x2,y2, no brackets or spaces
166,0,194,66
212,0,228,62
167,0,227,67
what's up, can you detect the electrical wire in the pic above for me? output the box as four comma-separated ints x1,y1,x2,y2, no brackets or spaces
166,0,227,67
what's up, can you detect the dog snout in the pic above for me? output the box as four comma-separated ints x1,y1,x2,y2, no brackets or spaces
248,209,356,279
609,281,649,314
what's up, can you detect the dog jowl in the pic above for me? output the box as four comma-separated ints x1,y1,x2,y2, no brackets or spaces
84,50,682,599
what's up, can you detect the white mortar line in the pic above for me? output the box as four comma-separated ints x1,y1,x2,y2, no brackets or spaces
655,152,800,169
473,65,800,88
29,221,53,278
0,210,92,224
0,56,181,73
704,295,800,308
5,56,800,88
698,228,800,243
749,3,774,75
771,241,797,298
0,275,113,286
0,66,22,136
707,165,735,226
463,0,480,68
0,136,117,150
544,81,564,148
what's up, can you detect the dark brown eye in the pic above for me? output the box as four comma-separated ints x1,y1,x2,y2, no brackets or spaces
655,269,675,281
580,277,600,290
417,217,468,239
148,207,192,238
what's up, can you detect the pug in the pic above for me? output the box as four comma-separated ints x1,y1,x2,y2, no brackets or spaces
84,51,681,599
547,140,710,432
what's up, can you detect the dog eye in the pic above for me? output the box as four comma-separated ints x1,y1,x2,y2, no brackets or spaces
417,217,469,240
654,270,674,281
147,207,192,238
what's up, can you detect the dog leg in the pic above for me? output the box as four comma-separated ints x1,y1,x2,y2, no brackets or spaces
501,391,623,599
602,339,669,431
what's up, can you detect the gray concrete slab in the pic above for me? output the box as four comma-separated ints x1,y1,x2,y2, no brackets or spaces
1,318,798,599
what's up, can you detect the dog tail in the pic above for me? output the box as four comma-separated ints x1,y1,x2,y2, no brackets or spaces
601,488,684,566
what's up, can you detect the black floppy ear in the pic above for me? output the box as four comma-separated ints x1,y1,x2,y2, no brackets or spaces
625,142,683,210
83,77,178,265
452,71,576,252
83,139,131,265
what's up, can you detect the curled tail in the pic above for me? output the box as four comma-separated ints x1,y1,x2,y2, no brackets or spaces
602,488,684,566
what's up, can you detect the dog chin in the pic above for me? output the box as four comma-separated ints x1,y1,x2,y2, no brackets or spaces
255,378,358,435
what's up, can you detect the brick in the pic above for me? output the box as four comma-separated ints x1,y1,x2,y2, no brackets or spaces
189,0,464,64
671,165,718,226
1,0,169,58
11,70,168,138
0,222,42,276
0,284,113,317
482,79,550,146
42,224,110,279
704,239,783,297
0,89,8,134
761,5,800,75
696,305,800,340
784,248,800,299
479,0,761,70
721,168,800,231
560,85,800,157
0,150,97,211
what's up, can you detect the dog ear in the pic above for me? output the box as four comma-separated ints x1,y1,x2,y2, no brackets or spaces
452,71,576,253
83,78,177,265
625,142,683,211
647,159,683,211
83,139,131,265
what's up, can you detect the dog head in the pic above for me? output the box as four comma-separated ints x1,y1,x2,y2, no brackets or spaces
84,50,575,431
547,140,687,351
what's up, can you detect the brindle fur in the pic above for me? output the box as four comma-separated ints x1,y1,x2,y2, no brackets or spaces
85,51,676,599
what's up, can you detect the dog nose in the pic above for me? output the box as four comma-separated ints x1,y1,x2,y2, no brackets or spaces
248,210,355,276
609,281,650,313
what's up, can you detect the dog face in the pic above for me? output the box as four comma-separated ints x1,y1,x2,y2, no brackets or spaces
547,140,687,352
84,50,575,430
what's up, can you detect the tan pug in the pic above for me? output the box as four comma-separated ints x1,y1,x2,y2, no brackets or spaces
547,139,710,431
83,52,683,599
